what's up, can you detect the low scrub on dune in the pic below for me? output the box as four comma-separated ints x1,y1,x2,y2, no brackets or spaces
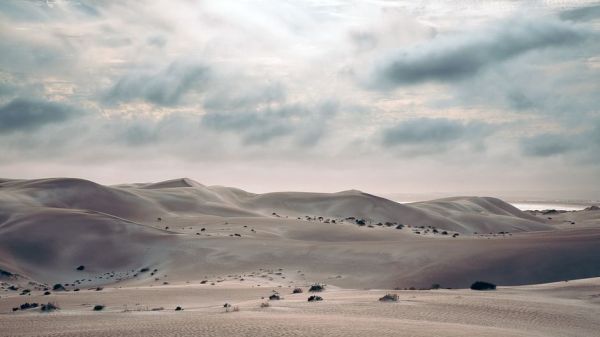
52,284,66,291
40,302,59,312
307,295,323,302
379,293,399,302
470,281,497,291
309,283,325,292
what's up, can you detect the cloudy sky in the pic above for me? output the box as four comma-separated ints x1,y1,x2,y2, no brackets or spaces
0,0,599,199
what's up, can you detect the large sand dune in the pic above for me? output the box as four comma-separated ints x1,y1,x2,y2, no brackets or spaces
0,177,599,291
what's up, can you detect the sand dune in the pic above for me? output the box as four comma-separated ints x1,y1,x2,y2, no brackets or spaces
1,177,600,336
0,177,598,291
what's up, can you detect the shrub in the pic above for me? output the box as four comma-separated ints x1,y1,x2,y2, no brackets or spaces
140,267,150,273
0,268,13,277
260,302,270,308
292,288,303,294
430,283,441,290
40,302,59,312
309,283,325,292
269,293,280,300
52,284,66,291
378,293,399,302
93,305,105,311
20,302,37,310
307,295,323,302
470,281,496,291
175,306,183,311
43,291,51,295
76,265,85,271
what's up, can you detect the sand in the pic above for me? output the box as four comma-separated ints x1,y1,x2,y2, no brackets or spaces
1,177,599,336
1,278,599,337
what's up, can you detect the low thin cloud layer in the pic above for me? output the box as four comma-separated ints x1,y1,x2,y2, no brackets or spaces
0,0,598,197
0,98,78,133
103,61,210,106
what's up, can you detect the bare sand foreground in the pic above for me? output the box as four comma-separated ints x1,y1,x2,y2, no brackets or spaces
1,178,599,336
1,278,600,337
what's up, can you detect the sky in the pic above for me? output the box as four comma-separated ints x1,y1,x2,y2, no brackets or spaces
0,0,599,199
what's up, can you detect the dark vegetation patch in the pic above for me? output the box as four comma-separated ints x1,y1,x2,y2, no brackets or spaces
379,293,399,302
470,281,496,291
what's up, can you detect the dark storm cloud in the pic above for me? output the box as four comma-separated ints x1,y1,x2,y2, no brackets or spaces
381,118,490,146
0,98,78,133
102,61,209,106
372,18,589,88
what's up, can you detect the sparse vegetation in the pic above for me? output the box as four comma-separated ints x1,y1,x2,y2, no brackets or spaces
93,305,105,311
52,284,66,291
76,265,85,271
307,295,323,302
18,302,39,310
260,302,270,308
40,302,59,312
430,283,441,290
309,283,325,292
269,293,281,300
175,306,183,311
0,268,13,277
470,281,496,291
378,293,399,302
292,288,303,294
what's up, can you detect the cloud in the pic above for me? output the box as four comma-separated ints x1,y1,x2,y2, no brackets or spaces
102,61,209,106
202,100,338,145
520,121,600,159
520,133,577,157
382,118,490,146
370,17,589,88
0,98,78,133
559,4,600,22
379,118,494,156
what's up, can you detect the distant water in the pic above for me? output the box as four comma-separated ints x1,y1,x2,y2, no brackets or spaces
509,202,588,211
394,198,590,212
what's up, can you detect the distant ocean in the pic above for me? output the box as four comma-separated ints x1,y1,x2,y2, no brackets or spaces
508,202,588,211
